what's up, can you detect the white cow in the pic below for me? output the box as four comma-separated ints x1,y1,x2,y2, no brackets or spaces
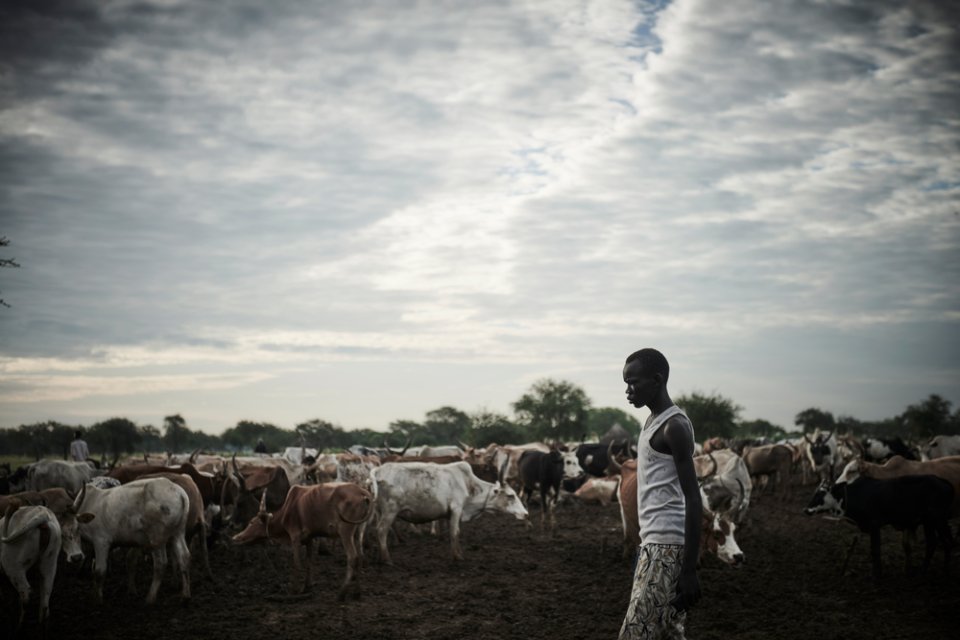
371,461,528,564
23,460,99,495
923,435,960,461
74,477,191,604
0,505,62,627
694,449,753,524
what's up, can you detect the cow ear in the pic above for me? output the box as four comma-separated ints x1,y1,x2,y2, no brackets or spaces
78,513,95,524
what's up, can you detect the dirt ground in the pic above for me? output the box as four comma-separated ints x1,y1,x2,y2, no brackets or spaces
4,484,959,640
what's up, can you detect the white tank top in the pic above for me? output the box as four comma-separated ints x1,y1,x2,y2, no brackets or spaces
636,405,692,545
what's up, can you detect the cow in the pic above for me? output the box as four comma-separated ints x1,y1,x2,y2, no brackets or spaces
616,459,745,566
335,453,381,492
1,503,62,629
572,476,620,505
923,435,960,461
803,430,837,483
232,482,373,600
489,443,549,489
221,455,291,528
804,474,954,579
141,472,211,579
417,445,465,458
73,477,192,604
0,488,86,567
693,450,752,523
837,455,960,517
574,440,631,478
861,437,917,463
741,444,794,498
15,460,99,495
370,461,528,565
517,449,565,530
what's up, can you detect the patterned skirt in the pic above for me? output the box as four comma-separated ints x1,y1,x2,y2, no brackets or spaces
618,543,686,640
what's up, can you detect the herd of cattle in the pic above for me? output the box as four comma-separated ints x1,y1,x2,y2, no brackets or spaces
2,432,960,630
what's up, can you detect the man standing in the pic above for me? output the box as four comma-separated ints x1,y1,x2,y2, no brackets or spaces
70,430,89,462
619,348,701,640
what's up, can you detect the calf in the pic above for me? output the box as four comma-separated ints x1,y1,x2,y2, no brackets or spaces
232,482,373,600
804,475,954,578
74,477,192,604
1,504,62,628
617,460,744,565
573,476,620,505
371,461,528,565
518,449,565,530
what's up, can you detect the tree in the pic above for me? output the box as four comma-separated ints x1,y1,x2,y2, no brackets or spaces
220,420,291,452
512,379,591,442
675,392,742,440
738,418,787,440
163,414,188,453
296,419,349,452
468,409,525,447
586,407,641,439
89,417,141,462
138,424,163,452
388,419,425,446
0,235,20,308
423,406,472,445
794,408,836,434
901,394,955,439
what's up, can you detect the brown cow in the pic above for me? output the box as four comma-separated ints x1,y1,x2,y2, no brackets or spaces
221,456,292,527
232,482,373,600
616,460,744,565
741,444,794,498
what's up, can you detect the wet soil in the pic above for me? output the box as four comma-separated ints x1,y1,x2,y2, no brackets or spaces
3,486,958,639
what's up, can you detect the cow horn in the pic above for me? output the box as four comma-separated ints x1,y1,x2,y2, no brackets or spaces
803,433,813,445
735,478,746,514
189,448,201,464
72,483,87,513
231,453,246,491
824,430,834,443
698,452,718,483
258,488,268,516
143,452,149,464
606,441,622,473
497,458,509,485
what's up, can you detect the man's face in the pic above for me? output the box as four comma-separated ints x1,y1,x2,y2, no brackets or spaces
623,360,659,409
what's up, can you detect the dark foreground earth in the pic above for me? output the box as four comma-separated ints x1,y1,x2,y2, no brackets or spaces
3,485,958,640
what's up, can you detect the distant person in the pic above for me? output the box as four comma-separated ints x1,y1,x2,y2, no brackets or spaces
254,438,268,454
619,348,701,640
70,430,90,462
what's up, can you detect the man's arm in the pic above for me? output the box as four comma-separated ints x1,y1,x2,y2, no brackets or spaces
664,416,702,612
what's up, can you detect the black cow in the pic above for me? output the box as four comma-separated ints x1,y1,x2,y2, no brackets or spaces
862,437,917,463
574,441,633,478
804,475,954,579
518,449,564,531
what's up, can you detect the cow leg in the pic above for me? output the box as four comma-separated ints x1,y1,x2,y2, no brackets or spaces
376,511,396,566
339,525,360,601
171,534,191,601
840,534,859,576
92,542,111,604
938,520,953,576
145,546,168,604
449,510,463,561
902,528,916,575
7,569,30,629
289,539,306,593
126,548,141,595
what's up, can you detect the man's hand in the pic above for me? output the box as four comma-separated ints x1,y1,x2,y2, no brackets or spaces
671,570,701,612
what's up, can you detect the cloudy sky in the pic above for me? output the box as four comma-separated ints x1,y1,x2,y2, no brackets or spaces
1,0,957,436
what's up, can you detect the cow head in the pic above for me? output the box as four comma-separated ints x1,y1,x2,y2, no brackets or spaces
232,491,273,545
487,482,528,520
804,431,834,466
560,450,582,480
803,481,844,516
64,484,95,563
701,511,744,566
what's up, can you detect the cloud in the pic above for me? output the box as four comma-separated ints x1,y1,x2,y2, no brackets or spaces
0,0,957,431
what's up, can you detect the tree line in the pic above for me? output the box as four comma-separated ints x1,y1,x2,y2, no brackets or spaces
1,378,956,462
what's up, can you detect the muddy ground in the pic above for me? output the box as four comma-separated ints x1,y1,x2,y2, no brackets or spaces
3,485,959,640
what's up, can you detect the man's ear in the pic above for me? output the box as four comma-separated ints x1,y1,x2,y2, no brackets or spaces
652,372,664,385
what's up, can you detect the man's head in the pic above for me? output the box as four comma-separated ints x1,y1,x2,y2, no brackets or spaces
623,348,670,409
74,430,83,440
